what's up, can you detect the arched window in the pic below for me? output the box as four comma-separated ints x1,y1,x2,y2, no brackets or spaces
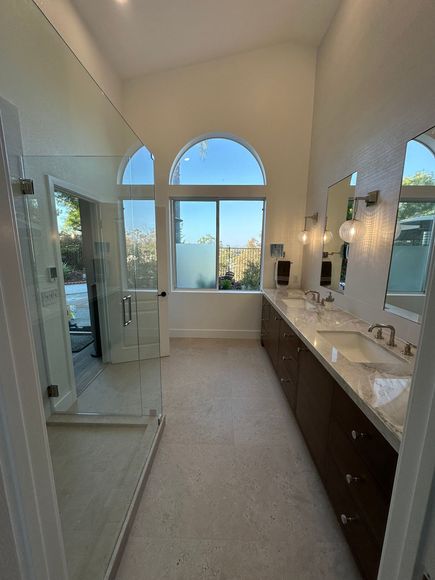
169,135,266,185
122,145,154,185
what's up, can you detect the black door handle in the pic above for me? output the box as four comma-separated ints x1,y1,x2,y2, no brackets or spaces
158,291,167,297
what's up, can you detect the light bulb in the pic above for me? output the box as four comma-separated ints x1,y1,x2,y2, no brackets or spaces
298,230,310,245
323,230,333,244
339,219,365,243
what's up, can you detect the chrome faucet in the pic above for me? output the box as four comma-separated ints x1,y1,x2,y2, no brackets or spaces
304,290,320,303
368,323,396,347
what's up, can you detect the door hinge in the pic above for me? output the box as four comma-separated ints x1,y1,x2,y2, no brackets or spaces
19,178,34,195
47,384,59,398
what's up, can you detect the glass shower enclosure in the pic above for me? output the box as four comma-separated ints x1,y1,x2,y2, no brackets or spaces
0,0,163,578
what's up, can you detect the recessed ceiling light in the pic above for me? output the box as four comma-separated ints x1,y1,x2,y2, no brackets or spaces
115,0,128,5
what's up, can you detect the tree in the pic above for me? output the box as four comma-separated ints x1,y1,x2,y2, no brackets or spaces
197,234,215,244
402,170,435,186
55,191,81,234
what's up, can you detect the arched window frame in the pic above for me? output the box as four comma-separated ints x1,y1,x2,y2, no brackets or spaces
168,132,267,186
118,142,155,186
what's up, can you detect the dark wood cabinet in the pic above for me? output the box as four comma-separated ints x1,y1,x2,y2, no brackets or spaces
261,297,281,371
260,297,398,580
296,348,334,477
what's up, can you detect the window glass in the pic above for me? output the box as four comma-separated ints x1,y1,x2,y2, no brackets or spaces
219,200,263,291
173,200,217,289
122,146,154,185
172,199,264,291
123,199,157,289
171,138,265,185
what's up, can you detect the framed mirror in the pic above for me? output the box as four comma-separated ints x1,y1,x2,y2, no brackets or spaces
320,172,358,293
384,127,435,323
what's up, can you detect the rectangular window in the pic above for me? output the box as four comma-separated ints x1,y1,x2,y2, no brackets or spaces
172,199,264,291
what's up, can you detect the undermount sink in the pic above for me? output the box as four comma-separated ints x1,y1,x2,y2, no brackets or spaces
317,330,408,366
282,298,307,309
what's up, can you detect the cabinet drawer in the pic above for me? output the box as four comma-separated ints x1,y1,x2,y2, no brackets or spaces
328,419,390,546
277,358,297,410
325,456,381,580
331,384,398,498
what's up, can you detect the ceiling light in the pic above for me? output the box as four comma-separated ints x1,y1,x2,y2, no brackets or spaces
115,0,128,5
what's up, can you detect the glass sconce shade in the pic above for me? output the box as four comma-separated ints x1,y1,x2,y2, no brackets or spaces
323,230,333,244
298,230,310,245
339,219,365,243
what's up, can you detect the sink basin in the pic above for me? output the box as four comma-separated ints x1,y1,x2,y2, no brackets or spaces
317,331,408,365
282,298,307,309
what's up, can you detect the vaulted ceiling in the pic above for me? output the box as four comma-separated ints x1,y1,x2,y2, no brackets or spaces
71,0,341,79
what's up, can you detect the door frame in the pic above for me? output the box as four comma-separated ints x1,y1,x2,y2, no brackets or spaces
0,113,68,579
45,175,111,410
379,215,435,579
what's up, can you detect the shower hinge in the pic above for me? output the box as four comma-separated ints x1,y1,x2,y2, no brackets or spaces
19,178,34,195
158,414,163,426
47,384,59,398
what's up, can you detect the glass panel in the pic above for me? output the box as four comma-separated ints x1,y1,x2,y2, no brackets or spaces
385,129,435,323
122,146,155,185
320,172,358,294
218,200,264,290
171,137,265,185
1,0,162,577
174,200,217,288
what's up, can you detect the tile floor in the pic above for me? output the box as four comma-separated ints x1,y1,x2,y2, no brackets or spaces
48,421,158,580
115,338,361,580
66,358,162,416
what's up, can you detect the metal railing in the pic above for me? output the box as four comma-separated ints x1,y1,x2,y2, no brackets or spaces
219,246,261,282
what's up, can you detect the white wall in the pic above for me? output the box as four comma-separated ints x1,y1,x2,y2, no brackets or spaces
124,42,316,338
33,0,123,109
301,0,435,346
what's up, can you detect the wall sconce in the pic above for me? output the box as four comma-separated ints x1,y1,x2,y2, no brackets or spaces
323,217,333,244
298,212,318,245
339,191,379,243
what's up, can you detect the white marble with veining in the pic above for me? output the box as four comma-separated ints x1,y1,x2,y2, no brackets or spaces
264,289,415,451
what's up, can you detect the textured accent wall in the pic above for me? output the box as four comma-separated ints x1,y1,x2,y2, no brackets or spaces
302,0,435,344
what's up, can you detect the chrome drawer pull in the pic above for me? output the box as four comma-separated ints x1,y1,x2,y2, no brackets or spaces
280,378,290,384
283,332,292,338
297,346,307,353
345,473,362,485
351,429,367,440
274,316,280,321
281,355,293,361
340,514,359,525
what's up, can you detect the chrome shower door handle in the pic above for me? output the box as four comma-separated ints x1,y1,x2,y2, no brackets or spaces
122,294,132,326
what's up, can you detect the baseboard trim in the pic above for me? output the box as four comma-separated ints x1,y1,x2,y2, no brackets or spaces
169,328,260,339
105,415,165,580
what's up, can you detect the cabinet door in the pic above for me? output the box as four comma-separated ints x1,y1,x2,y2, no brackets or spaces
296,349,334,476
277,320,300,410
261,299,281,370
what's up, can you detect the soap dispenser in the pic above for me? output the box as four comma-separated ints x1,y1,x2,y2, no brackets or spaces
323,292,335,310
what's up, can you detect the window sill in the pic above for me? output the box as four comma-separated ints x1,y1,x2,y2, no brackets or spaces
171,289,263,295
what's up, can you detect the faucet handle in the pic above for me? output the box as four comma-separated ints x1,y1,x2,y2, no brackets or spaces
402,342,417,357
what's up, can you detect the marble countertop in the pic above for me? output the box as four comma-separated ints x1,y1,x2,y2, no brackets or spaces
263,288,415,451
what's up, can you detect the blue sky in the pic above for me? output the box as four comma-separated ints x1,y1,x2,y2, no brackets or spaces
122,146,154,185
403,140,435,179
123,199,155,232
173,138,265,185
177,200,263,246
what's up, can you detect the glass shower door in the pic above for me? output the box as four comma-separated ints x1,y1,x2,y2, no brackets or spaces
20,155,161,418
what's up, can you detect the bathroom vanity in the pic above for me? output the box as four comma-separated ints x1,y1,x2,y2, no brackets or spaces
261,290,413,580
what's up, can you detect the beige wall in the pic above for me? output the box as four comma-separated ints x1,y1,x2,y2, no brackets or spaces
124,42,316,337
301,0,435,345
33,0,123,108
